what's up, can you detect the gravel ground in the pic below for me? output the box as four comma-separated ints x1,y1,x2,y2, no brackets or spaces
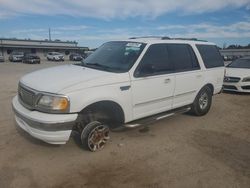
0,62,249,188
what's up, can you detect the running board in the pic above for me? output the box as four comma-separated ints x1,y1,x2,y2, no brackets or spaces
124,106,191,128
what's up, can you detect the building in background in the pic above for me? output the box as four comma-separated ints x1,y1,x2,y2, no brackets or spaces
0,38,89,61
220,49,250,57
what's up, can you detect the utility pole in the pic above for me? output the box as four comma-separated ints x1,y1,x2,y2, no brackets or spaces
49,28,51,41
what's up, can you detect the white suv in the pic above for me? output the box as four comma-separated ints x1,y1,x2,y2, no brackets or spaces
12,37,224,151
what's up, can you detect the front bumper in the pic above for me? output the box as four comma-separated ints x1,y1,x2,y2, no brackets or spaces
223,82,250,93
12,96,78,144
54,56,64,61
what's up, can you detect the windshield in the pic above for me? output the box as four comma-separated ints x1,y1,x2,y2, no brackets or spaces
80,41,146,73
227,58,250,69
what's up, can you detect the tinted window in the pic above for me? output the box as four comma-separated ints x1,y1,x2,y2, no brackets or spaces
167,44,200,72
83,41,146,73
136,44,174,76
196,45,224,68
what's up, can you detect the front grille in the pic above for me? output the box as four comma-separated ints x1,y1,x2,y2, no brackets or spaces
18,84,35,108
224,76,241,83
223,85,238,90
241,86,250,90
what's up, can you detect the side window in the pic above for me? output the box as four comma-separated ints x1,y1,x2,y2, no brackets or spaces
135,44,174,77
167,44,200,72
196,45,224,68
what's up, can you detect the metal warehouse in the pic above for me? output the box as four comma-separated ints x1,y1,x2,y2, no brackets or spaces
0,38,88,60
220,49,250,57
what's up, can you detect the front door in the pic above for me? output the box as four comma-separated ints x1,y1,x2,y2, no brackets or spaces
130,44,175,120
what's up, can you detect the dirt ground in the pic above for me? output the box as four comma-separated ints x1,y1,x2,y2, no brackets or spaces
0,62,249,188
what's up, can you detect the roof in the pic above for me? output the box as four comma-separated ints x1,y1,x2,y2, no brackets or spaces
118,37,215,45
0,38,77,44
0,44,88,50
0,38,88,50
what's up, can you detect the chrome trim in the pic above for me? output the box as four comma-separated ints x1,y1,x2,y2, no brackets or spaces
224,76,241,83
124,106,191,128
156,113,174,120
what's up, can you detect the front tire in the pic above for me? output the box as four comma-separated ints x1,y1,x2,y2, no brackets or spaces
80,121,110,152
191,86,212,116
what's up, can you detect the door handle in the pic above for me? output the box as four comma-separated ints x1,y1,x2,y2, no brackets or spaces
164,78,171,83
196,75,202,78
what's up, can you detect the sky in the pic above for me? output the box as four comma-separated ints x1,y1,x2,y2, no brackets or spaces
0,0,250,48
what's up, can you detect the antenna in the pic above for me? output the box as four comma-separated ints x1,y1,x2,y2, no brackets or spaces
49,28,51,41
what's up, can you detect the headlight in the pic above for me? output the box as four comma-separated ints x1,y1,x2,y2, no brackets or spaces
242,77,250,82
36,94,70,113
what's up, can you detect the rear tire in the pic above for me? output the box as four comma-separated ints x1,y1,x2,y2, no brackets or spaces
191,86,212,116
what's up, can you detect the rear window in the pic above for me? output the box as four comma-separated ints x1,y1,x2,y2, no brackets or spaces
196,45,224,68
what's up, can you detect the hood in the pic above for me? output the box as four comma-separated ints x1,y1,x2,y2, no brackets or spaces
20,65,125,93
225,67,250,78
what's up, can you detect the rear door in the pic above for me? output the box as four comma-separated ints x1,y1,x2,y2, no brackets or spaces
130,44,175,120
169,44,203,108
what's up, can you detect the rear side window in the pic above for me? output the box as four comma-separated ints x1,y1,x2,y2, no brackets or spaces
167,44,200,72
196,45,224,68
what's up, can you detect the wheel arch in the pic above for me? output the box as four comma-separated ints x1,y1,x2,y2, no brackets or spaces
77,100,125,128
204,83,214,95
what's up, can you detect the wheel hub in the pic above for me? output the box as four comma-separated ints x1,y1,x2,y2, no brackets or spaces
199,92,208,110
88,125,110,152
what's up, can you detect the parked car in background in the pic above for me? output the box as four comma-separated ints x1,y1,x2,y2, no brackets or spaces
47,52,64,61
12,37,224,152
23,54,40,64
9,52,24,62
223,55,242,61
69,53,83,61
224,57,250,93
0,54,4,62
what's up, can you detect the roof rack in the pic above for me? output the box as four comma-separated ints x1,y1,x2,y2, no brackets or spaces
171,38,208,42
129,36,170,40
129,36,207,42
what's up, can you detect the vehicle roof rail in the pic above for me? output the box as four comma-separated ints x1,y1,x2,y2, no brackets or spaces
129,36,170,40
172,38,208,42
129,36,207,42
